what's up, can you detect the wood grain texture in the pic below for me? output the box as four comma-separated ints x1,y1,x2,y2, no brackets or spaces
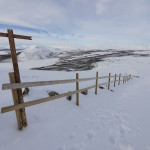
114,74,117,87
2,77,97,90
118,74,121,85
9,73,23,130
7,29,27,127
108,73,111,90
2,75,126,90
1,85,95,113
0,32,32,40
95,72,98,94
125,75,127,82
0,32,8,37
76,73,79,106
1,79,124,113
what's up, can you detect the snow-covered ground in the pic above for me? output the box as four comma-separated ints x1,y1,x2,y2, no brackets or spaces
0,49,150,150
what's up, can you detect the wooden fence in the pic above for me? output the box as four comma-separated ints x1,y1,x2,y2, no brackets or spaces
1,72,132,130
0,29,134,130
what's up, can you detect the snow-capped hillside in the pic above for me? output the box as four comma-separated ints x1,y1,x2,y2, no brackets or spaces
18,46,52,61
18,46,75,61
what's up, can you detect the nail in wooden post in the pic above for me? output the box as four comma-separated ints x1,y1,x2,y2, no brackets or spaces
95,72,98,94
7,29,27,127
76,73,79,106
9,72,23,130
108,73,111,90
118,73,121,85
114,74,116,87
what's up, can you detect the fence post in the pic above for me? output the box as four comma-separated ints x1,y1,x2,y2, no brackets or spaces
95,72,98,94
7,29,27,127
118,73,121,85
129,74,131,80
127,75,129,81
125,74,127,82
76,73,79,106
114,74,116,87
108,73,111,90
124,75,126,83
9,72,23,130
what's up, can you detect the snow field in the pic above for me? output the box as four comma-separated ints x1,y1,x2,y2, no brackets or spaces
0,51,150,150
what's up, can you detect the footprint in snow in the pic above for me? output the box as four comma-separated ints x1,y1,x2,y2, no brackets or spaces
86,130,96,141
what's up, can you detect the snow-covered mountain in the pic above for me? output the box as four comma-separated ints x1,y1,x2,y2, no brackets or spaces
18,46,52,61
1,46,150,72
18,46,74,61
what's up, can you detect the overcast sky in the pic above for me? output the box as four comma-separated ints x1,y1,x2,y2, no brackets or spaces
0,0,150,49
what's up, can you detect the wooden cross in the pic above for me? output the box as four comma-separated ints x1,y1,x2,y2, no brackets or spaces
0,29,32,130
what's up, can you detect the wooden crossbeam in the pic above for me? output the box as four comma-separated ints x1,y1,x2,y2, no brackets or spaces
0,32,32,40
2,75,125,90
0,29,32,129
1,80,123,114
1,84,96,113
2,77,97,90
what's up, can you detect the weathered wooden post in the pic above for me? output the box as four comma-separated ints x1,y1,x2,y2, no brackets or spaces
129,74,131,80
7,29,27,127
76,73,79,106
123,75,125,84
125,74,127,82
114,74,116,87
124,75,126,83
9,72,23,130
0,29,32,129
118,73,121,85
95,72,98,94
108,73,111,90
